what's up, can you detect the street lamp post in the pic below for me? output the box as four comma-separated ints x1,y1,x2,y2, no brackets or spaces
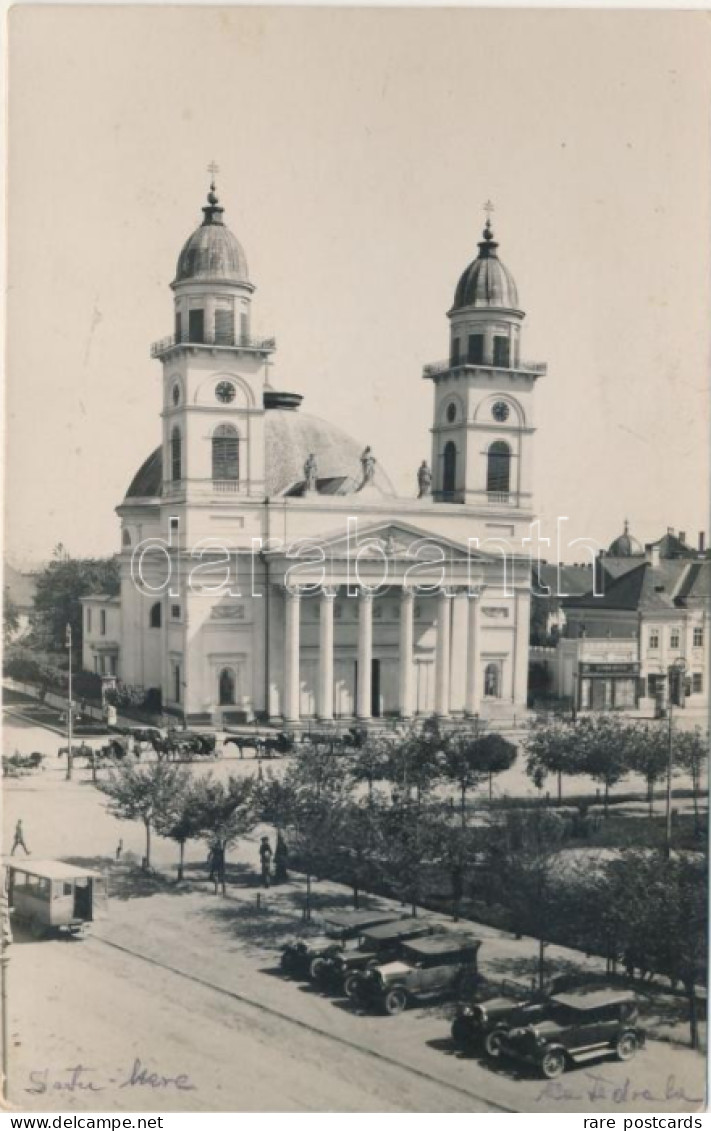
65,624,73,782
665,657,686,856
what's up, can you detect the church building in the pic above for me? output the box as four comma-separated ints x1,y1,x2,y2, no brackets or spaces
83,181,546,726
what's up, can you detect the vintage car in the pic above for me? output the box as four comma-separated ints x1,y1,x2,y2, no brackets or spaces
318,917,447,996
280,909,399,980
451,974,588,1055
498,988,645,1078
353,933,482,1015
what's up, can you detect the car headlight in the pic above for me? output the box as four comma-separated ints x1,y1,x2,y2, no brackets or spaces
473,1005,487,1023
459,1005,474,1018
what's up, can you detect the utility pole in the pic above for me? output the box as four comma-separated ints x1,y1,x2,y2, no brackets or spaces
65,623,73,781
665,657,686,856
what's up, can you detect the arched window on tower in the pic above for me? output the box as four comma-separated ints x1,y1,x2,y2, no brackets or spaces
443,441,457,496
171,426,182,482
487,441,511,497
149,602,162,629
219,667,236,706
212,424,240,482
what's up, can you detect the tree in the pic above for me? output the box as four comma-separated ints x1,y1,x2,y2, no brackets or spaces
675,729,708,838
625,723,669,817
31,550,120,656
442,730,489,829
484,806,568,987
473,733,517,801
349,733,393,802
385,719,446,806
3,588,19,644
98,760,191,870
154,782,205,881
332,796,386,909
523,717,582,804
188,774,258,873
576,714,632,815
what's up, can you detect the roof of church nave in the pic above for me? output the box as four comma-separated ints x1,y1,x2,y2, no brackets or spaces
124,400,396,501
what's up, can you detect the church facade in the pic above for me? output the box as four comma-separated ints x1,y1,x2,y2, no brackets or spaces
85,183,546,726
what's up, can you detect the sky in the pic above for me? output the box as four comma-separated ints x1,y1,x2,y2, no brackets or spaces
5,7,711,567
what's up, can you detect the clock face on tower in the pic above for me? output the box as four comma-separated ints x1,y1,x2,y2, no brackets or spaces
215,381,236,405
492,401,510,423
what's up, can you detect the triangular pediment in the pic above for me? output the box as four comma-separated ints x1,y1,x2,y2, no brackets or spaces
268,519,495,563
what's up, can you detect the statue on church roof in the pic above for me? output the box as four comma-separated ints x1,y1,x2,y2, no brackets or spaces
303,452,318,493
417,460,432,498
359,446,376,488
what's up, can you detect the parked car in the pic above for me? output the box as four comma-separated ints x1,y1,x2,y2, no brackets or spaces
498,988,645,1078
451,974,590,1055
318,917,447,996
353,933,482,1015
280,909,400,980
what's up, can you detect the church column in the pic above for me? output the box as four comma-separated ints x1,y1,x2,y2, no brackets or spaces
398,587,415,718
318,588,336,720
513,588,530,707
434,589,453,718
283,588,301,724
449,587,468,713
465,591,482,715
356,590,373,720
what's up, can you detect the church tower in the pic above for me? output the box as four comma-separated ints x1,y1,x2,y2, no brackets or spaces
424,209,545,513
152,175,275,507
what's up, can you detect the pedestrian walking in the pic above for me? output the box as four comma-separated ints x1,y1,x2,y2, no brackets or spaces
11,820,29,856
259,836,273,888
274,833,289,884
116,838,123,861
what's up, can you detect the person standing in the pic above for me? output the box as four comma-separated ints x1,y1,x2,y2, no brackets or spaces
259,836,273,888
10,820,29,856
274,833,289,884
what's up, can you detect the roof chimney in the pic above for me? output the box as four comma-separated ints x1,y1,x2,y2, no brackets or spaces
700,532,706,554
679,531,686,545
667,527,674,536
647,543,661,568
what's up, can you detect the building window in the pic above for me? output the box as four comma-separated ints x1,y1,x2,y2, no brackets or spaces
240,311,249,344
693,673,703,694
109,655,117,676
171,605,181,621
649,630,659,650
219,667,236,706
212,424,240,481
94,656,100,674
122,529,131,548
450,338,461,367
214,304,235,345
484,662,501,698
467,334,484,364
86,608,92,633
188,308,204,343
493,335,510,368
150,602,162,629
446,402,457,424
173,662,181,704
100,610,106,636
175,311,182,342
670,628,680,649
442,441,457,494
487,441,511,494
694,627,704,647
171,426,182,482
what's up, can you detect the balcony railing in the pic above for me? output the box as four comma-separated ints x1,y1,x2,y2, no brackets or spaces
151,333,276,359
163,478,249,498
422,358,547,378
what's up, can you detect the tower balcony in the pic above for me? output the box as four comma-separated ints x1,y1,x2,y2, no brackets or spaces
422,359,547,380
151,332,276,360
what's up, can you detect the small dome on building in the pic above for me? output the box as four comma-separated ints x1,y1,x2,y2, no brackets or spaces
123,409,396,501
608,519,644,557
173,183,250,287
452,220,519,312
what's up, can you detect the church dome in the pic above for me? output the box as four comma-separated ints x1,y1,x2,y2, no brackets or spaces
452,221,519,312
123,408,395,501
608,520,643,557
173,183,250,287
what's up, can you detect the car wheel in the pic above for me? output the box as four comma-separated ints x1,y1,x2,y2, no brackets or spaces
540,1049,567,1079
484,1029,505,1058
344,974,361,1000
383,987,407,1016
280,951,295,975
309,956,327,981
616,1031,639,1061
451,1016,474,1047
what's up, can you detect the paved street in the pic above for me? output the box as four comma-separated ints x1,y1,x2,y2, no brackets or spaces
3,709,707,1113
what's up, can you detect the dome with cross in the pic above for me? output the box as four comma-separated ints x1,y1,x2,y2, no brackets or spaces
173,176,251,288
451,206,519,313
